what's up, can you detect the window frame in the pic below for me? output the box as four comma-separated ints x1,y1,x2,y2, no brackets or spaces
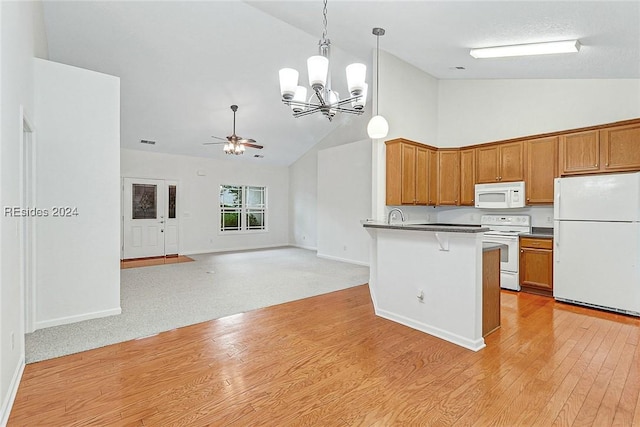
219,184,267,234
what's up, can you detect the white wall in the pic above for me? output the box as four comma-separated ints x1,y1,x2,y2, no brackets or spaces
121,149,290,254
289,107,371,250
317,140,371,265
33,58,121,330
438,79,640,147
373,50,440,221
0,1,48,423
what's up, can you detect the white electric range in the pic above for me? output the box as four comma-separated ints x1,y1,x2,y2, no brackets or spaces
480,214,531,291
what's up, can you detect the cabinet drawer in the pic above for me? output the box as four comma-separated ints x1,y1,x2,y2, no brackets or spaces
520,237,553,249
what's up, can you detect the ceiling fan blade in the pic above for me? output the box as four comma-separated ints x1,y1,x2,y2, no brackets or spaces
239,138,257,143
203,141,226,145
243,143,263,149
211,135,229,142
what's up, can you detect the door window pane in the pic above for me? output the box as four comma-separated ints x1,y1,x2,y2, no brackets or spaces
132,184,157,219
168,185,177,219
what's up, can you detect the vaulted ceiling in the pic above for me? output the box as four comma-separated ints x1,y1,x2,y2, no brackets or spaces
42,1,640,166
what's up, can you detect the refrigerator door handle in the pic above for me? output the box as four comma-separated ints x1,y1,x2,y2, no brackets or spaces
555,221,560,263
554,178,561,220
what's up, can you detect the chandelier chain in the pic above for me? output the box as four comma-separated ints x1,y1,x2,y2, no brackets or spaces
321,0,328,42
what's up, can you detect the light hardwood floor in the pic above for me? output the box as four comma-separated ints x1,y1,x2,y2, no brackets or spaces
120,255,194,269
9,285,640,426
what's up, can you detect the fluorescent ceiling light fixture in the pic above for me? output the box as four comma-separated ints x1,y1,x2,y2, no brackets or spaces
470,40,581,59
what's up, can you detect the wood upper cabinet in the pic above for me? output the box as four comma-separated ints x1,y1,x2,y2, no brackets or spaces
437,150,460,206
428,149,438,206
519,237,553,297
525,136,558,204
600,122,640,172
386,139,436,206
559,130,600,175
460,148,476,206
560,123,640,176
476,141,524,183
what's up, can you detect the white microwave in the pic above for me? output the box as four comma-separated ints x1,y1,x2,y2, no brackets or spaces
475,181,526,209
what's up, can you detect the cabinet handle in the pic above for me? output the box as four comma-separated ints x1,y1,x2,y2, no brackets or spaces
595,163,598,167
499,176,502,181
527,198,530,202
521,249,524,253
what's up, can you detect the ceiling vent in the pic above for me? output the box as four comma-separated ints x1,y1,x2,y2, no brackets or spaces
254,154,264,158
140,139,156,145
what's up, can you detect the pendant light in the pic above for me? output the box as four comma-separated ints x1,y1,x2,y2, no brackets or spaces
367,27,389,139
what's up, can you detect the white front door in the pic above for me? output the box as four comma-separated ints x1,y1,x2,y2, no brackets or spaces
123,178,177,259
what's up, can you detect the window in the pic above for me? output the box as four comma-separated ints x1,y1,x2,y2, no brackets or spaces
220,185,266,232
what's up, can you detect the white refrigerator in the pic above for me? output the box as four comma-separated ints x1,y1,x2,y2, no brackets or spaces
554,172,640,316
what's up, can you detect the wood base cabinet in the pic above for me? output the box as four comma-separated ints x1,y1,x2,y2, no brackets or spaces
519,237,553,297
483,247,501,337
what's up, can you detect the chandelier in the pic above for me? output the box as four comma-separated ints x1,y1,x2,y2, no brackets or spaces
278,0,367,121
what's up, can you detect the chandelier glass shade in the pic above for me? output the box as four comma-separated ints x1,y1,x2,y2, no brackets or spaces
223,141,246,155
278,0,367,121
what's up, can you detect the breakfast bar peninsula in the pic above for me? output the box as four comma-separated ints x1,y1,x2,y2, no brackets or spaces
363,221,495,351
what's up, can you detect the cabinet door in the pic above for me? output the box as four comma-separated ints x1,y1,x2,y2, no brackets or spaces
415,147,429,205
559,130,600,175
601,123,640,172
476,146,500,183
460,148,476,206
499,141,524,182
437,150,460,205
428,149,438,205
400,144,417,204
525,136,557,204
385,142,402,205
519,247,553,293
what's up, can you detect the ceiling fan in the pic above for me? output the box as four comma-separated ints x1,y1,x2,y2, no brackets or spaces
204,105,263,155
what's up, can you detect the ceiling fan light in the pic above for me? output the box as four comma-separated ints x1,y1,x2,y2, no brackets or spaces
346,63,366,97
367,114,389,139
307,55,329,91
352,83,368,110
279,68,299,100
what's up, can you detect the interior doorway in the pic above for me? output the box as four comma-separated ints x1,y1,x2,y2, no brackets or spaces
122,178,179,259
21,111,36,333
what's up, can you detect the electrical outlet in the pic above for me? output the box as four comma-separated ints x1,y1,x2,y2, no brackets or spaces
10,332,14,350
546,216,553,223
343,245,347,251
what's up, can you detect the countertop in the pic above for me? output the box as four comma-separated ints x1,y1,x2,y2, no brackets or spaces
520,227,554,239
362,220,489,234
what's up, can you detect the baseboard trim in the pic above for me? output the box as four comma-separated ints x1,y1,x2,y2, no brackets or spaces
34,307,122,330
290,243,317,251
181,243,290,256
374,308,486,352
317,253,369,267
0,356,25,427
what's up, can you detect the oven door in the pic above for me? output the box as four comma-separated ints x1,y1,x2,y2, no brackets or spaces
482,235,518,273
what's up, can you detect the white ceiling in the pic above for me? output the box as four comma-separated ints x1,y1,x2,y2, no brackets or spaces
42,1,640,166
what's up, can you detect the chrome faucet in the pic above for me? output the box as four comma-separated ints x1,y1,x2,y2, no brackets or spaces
387,208,405,225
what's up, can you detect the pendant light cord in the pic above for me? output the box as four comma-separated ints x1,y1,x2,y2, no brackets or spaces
376,32,380,115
